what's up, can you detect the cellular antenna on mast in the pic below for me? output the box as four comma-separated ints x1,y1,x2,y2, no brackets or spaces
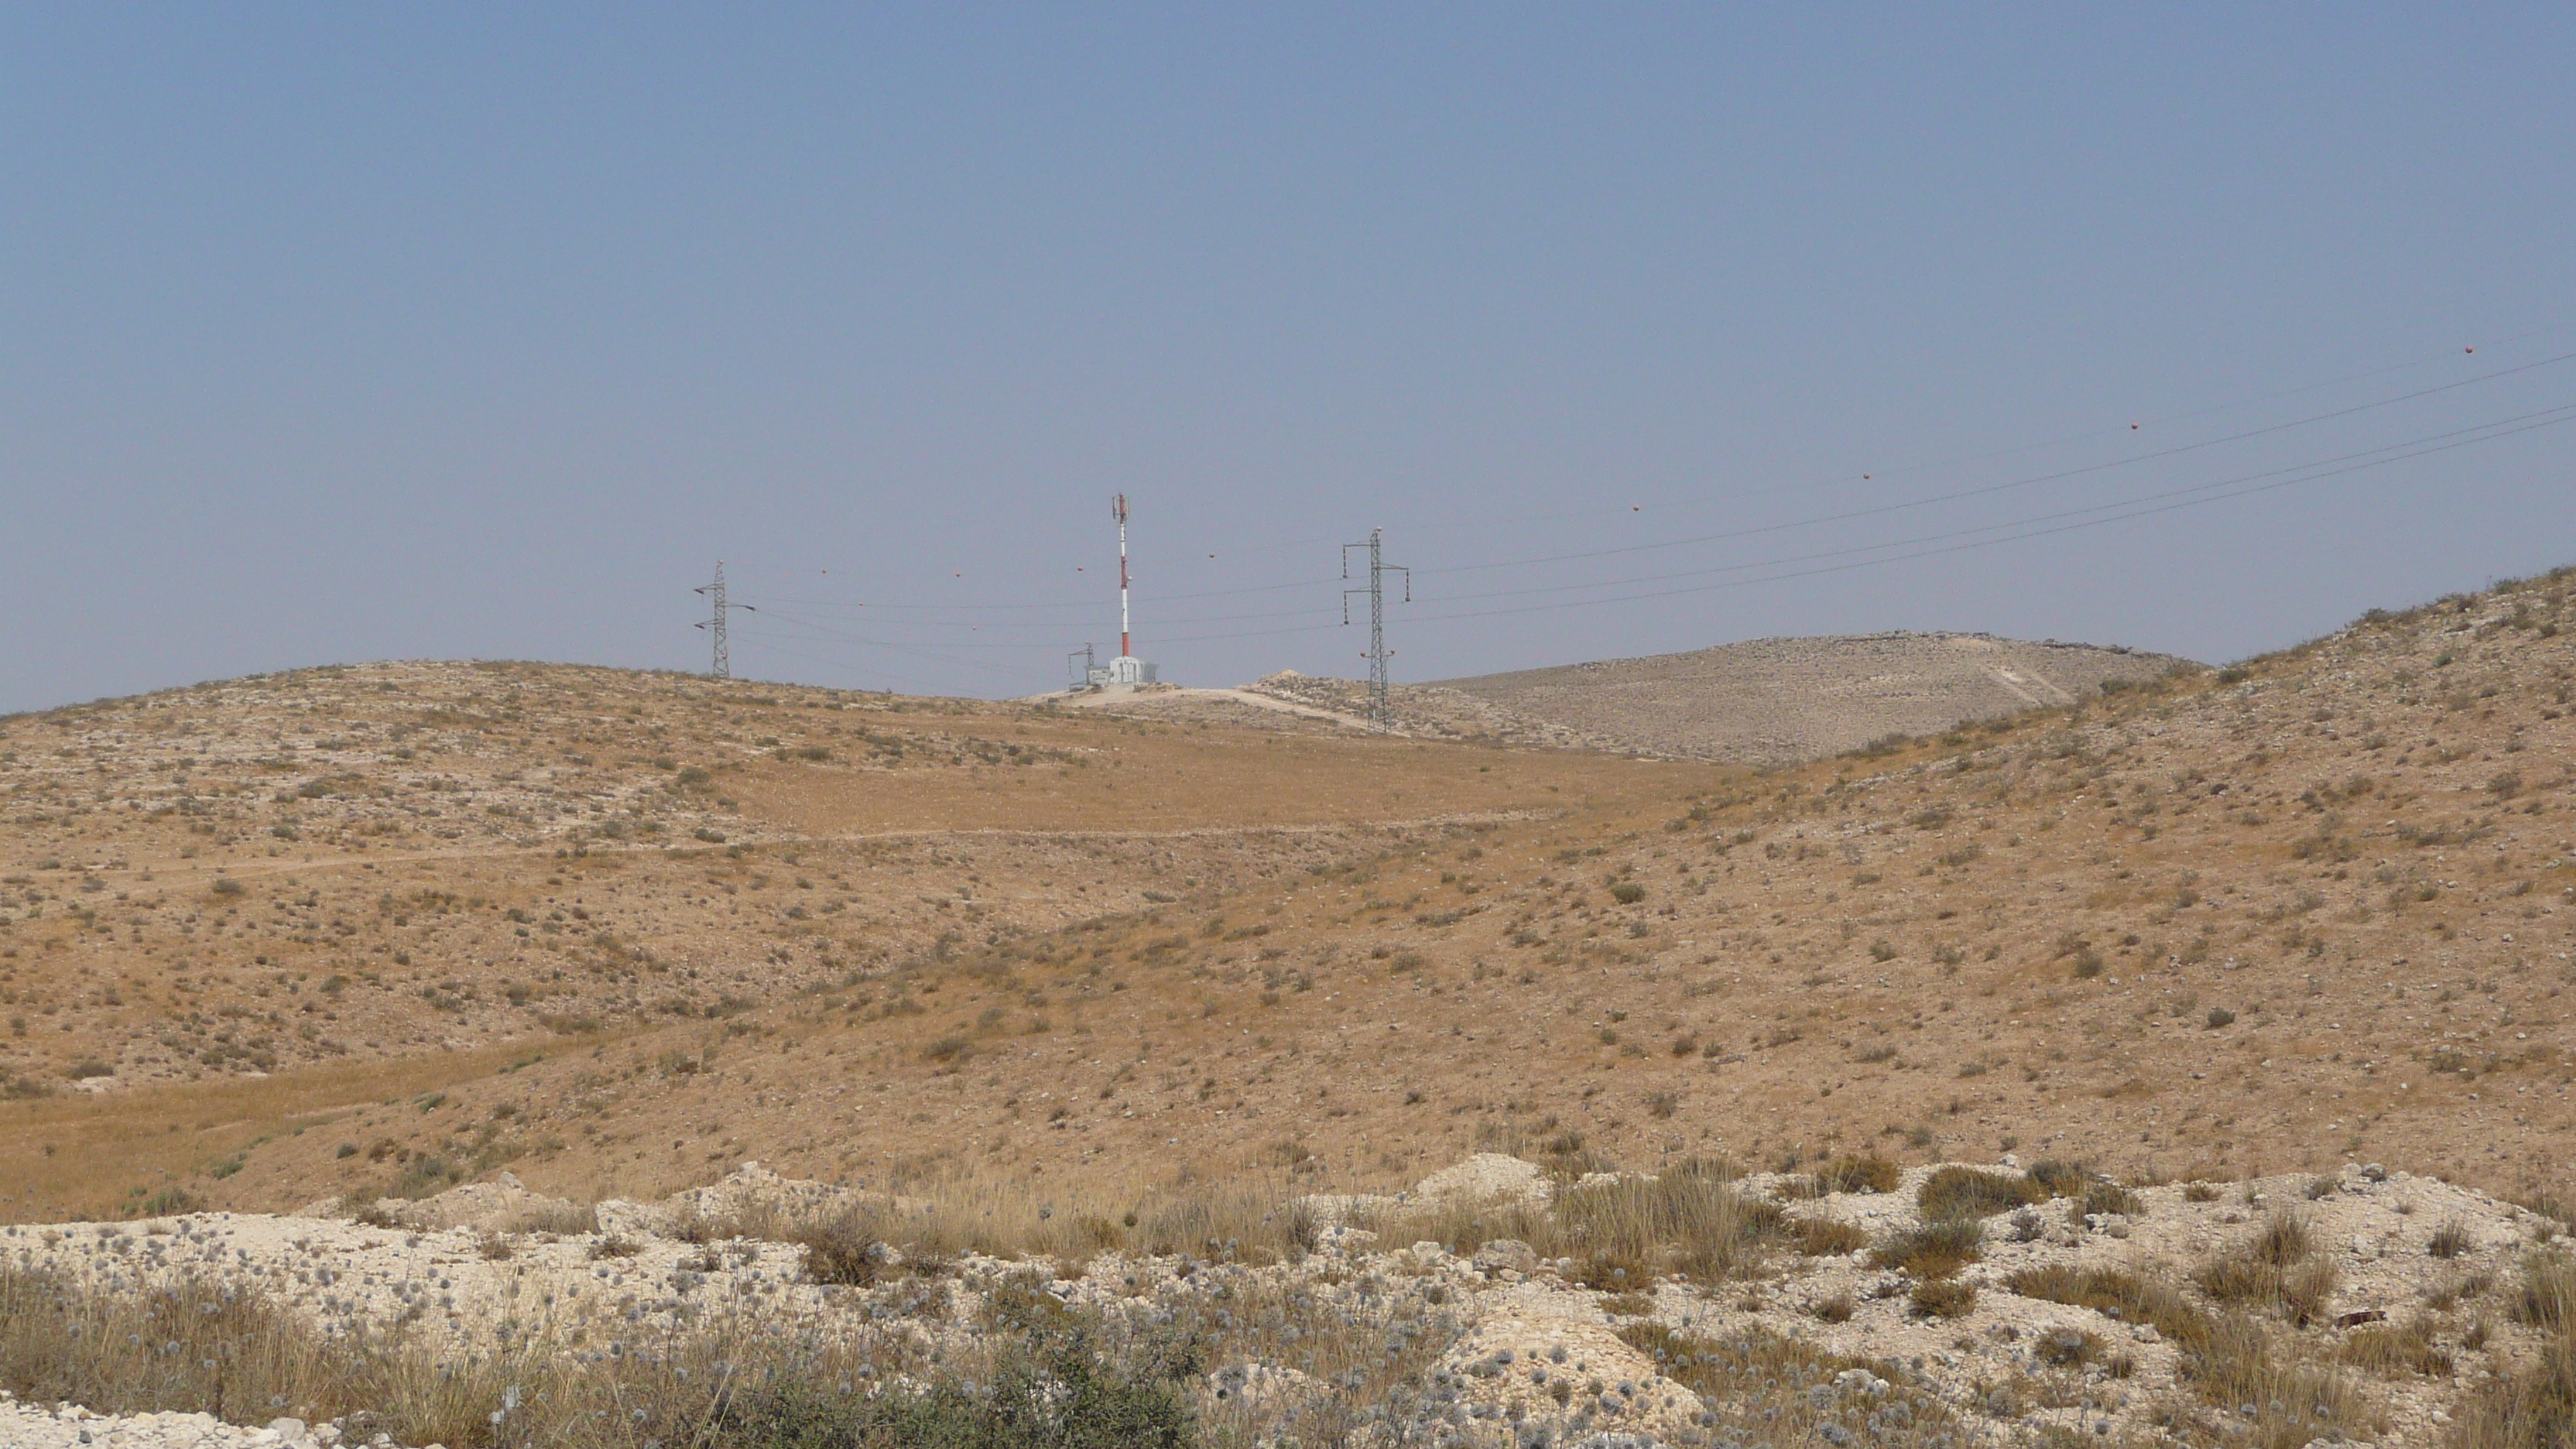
1072,495,1157,690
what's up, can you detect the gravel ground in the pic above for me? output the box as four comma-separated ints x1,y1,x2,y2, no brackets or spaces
10,1156,2562,1446
0,1396,368,1449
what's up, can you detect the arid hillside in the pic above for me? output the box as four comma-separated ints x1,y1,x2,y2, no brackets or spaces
1438,632,2201,762
1245,631,2197,762
3,572,2573,1242
0,661,1678,1101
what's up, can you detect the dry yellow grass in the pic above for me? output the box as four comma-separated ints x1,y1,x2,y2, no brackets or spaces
0,1037,598,1221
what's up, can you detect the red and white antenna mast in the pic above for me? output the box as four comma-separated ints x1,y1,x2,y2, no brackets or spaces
1112,492,1132,659
1071,494,1154,688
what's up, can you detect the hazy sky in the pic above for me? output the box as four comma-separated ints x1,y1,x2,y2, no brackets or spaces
5,7,2572,712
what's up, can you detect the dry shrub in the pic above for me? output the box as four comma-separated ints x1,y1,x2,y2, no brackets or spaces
2198,1210,2339,1324
1793,1215,1869,1257
2012,1262,2372,1448
1818,1153,1900,1194
2514,1250,2576,1329
2019,1159,2141,1218
678,1165,1322,1274
498,1199,598,1236
0,1265,355,1425
715,1327,1195,1449
1812,1291,1855,1324
1873,1220,1983,1279
2005,1266,2208,1346
2448,1335,2576,1449
1917,1166,2045,1221
2431,1221,2475,1259
791,1205,899,1286
2080,1180,2144,1218
0,1262,1198,1449
1134,1181,1319,1265
2190,1314,2376,1449
1362,1193,1550,1264
1467,1121,1613,1180
2280,1256,2342,1326
2513,1183,2576,1226
2454,1253,2576,1449
1620,1321,1966,1446
1182,1269,1466,1446
2427,1269,2495,1314
1550,1160,1782,1284
2024,1159,2091,1197
1909,1279,1976,1318
2033,1325,2106,1367
2338,1317,2454,1378
1377,1158,1784,1287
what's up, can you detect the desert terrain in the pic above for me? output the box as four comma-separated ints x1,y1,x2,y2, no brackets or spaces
4,571,2574,1447
1230,632,2197,763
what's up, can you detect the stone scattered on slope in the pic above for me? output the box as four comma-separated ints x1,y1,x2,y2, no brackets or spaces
7,1157,2564,1447
0,1397,365,1449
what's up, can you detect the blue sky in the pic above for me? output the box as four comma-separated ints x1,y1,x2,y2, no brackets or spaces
5,6,2571,709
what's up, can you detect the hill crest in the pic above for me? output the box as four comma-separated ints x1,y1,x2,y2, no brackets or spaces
1241,628,2196,762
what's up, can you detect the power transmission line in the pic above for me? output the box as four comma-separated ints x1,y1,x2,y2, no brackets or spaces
1125,401,2576,646
1384,405,2576,627
728,395,2573,672
1413,348,2576,580
729,340,2576,625
1401,400,2576,609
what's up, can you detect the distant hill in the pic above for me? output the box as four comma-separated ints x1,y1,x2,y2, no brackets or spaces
1251,631,2198,762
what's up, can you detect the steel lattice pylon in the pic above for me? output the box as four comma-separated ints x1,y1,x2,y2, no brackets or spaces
694,560,755,680
1341,528,1410,728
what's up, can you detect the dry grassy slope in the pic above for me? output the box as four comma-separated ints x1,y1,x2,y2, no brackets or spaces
1255,632,2198,763
9,572,2576,1231
0,660,1692,1221
0,661,1649,1101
